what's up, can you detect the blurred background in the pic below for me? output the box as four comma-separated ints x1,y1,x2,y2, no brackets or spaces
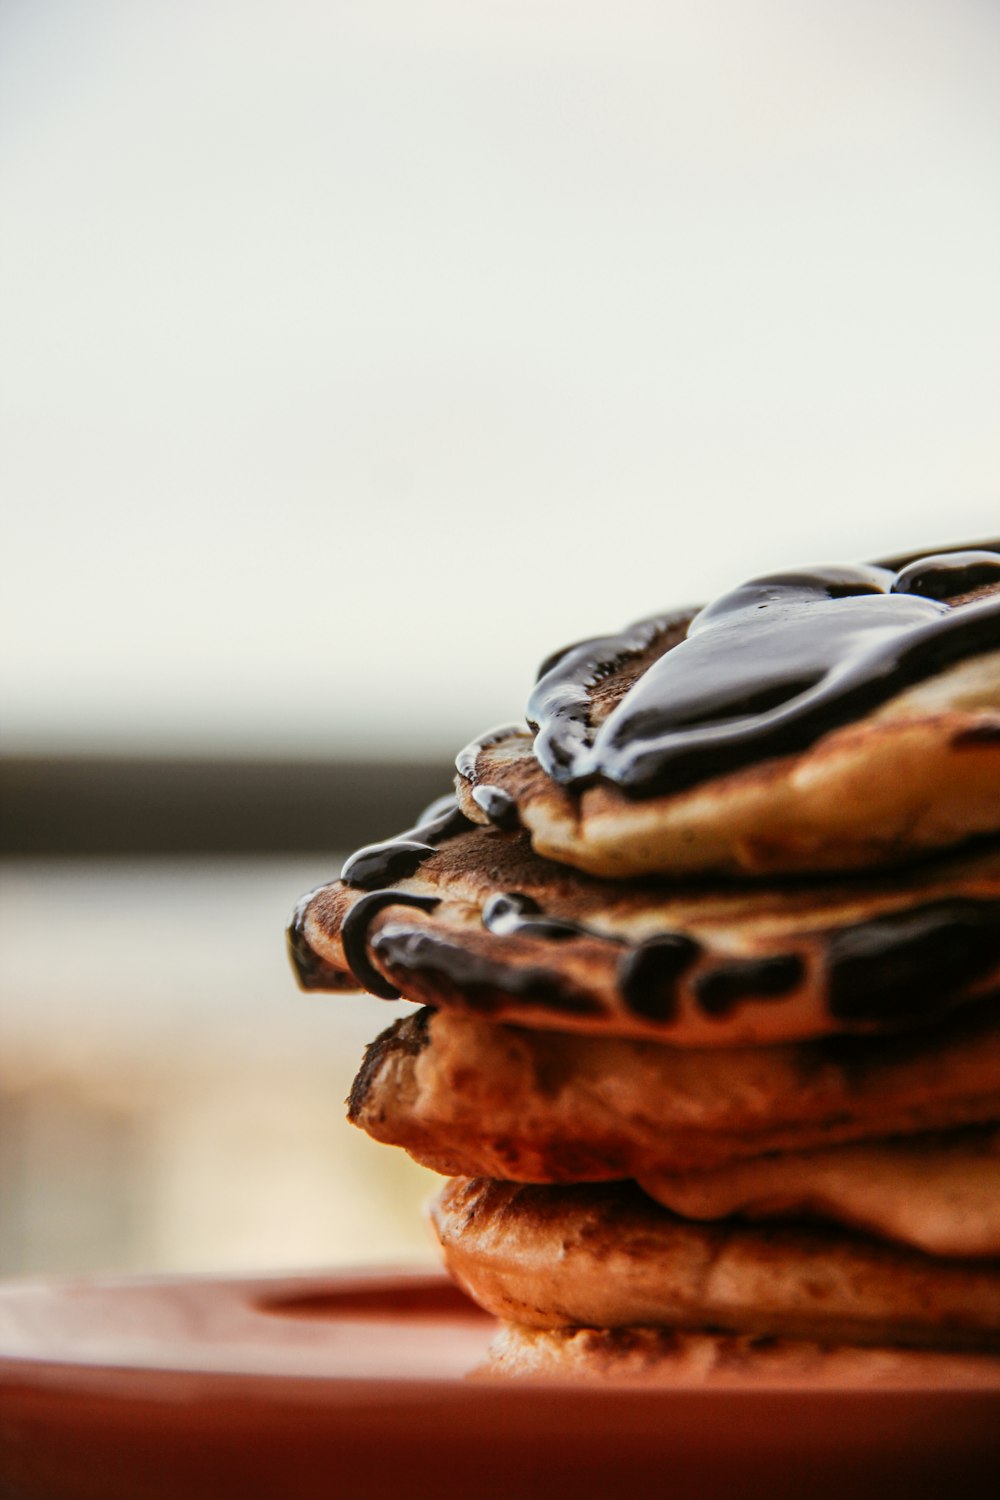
1,0,998,1276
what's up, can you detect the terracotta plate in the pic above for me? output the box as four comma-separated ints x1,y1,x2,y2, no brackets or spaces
0,1269,997,1500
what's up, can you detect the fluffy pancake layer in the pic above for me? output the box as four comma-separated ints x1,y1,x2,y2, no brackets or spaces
292,822,1000,1046
432,1178,1000,1352
638,1125,1000,1258
347,1004,1000,1181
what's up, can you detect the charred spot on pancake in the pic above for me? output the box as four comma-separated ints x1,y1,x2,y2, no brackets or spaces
346,1009,432,1121
369,927,605,1018
694,954,805,1018
618,933,702,1021
827,899,1000,1025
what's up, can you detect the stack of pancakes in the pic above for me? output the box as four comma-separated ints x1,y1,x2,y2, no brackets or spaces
290,543,1000,1384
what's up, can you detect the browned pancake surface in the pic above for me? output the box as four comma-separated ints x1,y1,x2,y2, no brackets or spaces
347,1004,1000,1179
432,1177,1000,1351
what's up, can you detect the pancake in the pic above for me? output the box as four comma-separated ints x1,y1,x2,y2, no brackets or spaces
455,546,1000,879
638,1124,1000,1258
290,818,1000,1047
482,1323,1000,1388
431,1177,1000,1352
347,1004,1000,1180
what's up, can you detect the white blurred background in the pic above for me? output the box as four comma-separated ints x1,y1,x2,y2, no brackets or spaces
1,0,998,1276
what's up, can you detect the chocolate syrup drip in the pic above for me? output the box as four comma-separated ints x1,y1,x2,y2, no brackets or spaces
527,547,1000,799
369,927,604,1017
893,551,1000,601
340,795,474,890
455,724,525,783
482,891,602,942
617,934,701,1021
826,899,1000,1025
340,889,441,999
525,612,692,778
873,538,1000,572
693,954,804,1018
286,893,347,991
472,785,520,829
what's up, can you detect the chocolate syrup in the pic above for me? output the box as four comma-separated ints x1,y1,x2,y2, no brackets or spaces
340,889,441,999
340,795,474,890
826,899,1000,1025
482,891,599,942
524,612,693,778
617,934,701,1021
368,926,604,1017
472,785,520,829
693,954,804,1018
526,547,1000,798
304,817,1000,1029
893,551,1000,601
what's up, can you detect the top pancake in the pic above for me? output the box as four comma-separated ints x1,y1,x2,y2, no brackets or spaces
456,545,1000,879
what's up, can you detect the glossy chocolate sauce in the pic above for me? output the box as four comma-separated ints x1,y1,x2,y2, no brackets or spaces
369,926,604,1017
893,550,1000,601
481,891,599,943
285,795,472,996
340,889,441,999
692,954,804,1018
359,886,1000,1027
471,784,520,829
523,612,693,778
527,547,1000,797
340,795,474,890
617,934,701,1021
826,898,1000,1025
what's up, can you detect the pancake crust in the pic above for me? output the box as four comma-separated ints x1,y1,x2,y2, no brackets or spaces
347,1005,1000,1179
483,1323,1000,1388
294,823,1000,1046
432,1178,1000,1351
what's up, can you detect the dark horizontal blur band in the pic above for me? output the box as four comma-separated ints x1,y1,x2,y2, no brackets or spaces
1,756,453,857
